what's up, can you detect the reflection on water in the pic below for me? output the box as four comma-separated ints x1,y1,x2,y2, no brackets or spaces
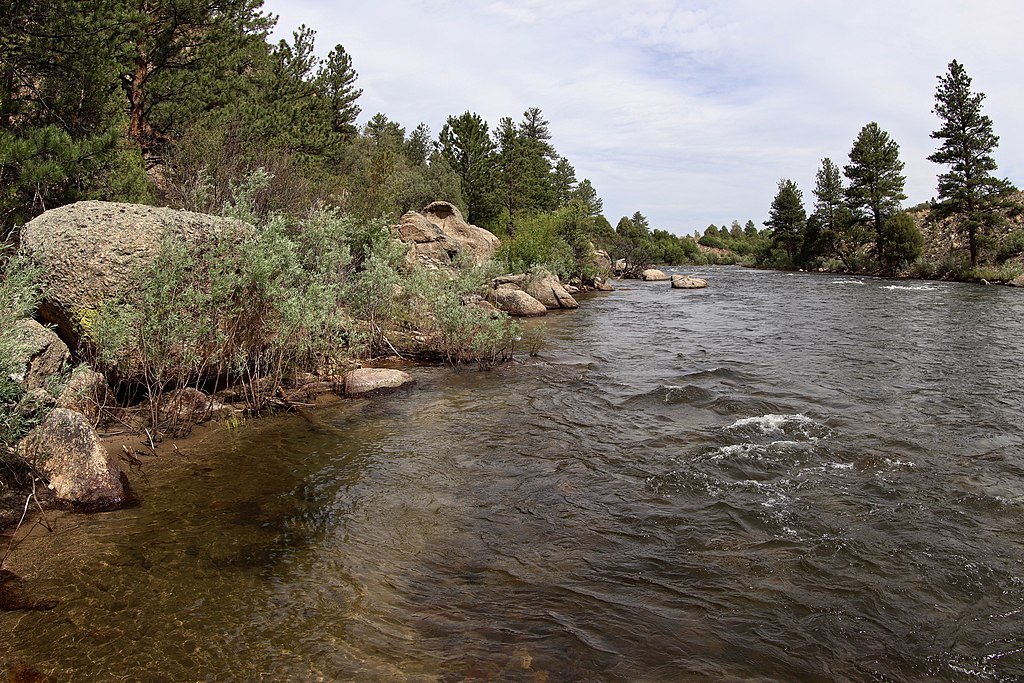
4,268,1024,681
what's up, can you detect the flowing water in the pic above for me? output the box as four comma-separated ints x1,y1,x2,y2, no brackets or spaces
3,267,1024,682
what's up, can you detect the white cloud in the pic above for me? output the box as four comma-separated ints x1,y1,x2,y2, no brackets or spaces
264,0,1024,233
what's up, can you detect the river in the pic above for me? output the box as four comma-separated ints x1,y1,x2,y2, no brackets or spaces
3,267,1024,681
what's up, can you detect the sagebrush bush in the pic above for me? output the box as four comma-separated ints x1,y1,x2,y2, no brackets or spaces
0,253,43,469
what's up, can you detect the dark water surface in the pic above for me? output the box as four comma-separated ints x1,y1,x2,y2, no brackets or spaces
4,267,1024,681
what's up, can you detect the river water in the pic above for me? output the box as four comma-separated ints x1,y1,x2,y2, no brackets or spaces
3,267,1024,682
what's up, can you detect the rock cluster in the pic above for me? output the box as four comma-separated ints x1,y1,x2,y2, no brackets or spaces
486,268,581,317
396,202,499,269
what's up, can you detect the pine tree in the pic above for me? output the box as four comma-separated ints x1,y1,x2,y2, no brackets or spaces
574,178,603,217
765,178,806,263
928,60,1012,266
317,44,362,138
439,111,497,227
811,157,858,265
844,122,906,267
551,157,578,206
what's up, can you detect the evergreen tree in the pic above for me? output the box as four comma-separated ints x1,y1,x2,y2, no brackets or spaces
844,122,906,266
317,43,362,138
574,178,603,217
879,212,924,273
552,157,578,206
517,107,556,212
439,111,497,227
811,157,857,264
765,178,806,262
928,59,1013,266
744,220,758,238
494,116,524,231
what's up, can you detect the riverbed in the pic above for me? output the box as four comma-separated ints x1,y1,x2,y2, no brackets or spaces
3,267,1023,681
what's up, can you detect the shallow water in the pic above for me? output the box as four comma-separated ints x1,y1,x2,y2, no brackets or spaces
4,267,1024,681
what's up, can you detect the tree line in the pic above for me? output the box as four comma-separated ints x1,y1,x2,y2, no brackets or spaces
764,60,1019,277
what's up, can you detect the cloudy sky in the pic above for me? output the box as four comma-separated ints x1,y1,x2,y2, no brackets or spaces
263,0,1023,235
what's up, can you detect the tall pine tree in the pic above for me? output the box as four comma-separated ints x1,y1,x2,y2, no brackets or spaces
844,122,906,267
766,179,806,263
928,60,1012,266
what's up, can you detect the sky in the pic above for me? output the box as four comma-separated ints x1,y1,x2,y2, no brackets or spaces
262,0,1024,235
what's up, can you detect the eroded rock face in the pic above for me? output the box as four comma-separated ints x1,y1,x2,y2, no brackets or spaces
525,269,579,310
641,269,670,281
20,201,251,348
9,320,71,391
343,368,414,396
671,274,708,289
395,201,499,268
18,408,130,511
490,288,548,317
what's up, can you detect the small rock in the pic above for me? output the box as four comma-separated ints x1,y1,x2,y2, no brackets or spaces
10,320,71,391
56,368,109,423
641,269,670,281
18,408,131,511
671,274,708,289
343,368,414,396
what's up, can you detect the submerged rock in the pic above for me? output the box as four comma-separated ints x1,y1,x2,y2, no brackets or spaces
641,268,670,281
18,408,131,511
343,368,414,396
671,274,708,289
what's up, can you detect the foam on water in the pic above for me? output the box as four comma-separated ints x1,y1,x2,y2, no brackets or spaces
881,284,939,291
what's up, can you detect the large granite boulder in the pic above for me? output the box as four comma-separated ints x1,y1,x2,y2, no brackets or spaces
343,368,414,396
18,408,131,511
19,201,251,349
491,287,548,317
525,269,578,310
9,320,71,391
671,274,708,289
396,201,499,268
641,268,670,281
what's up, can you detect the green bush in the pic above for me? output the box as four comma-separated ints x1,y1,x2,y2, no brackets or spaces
0,253,43,470
997,230,1024,262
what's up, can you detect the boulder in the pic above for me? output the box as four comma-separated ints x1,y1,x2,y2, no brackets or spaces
343,368,414,396
18,408,131,511
9,320,71,391
525,269,578,310
1010,273,1024,288
491,288,548,317
395,201,499,269
19,201,251,348
594,278,615,292
671,274,708,289
592,249,613,274
641,268,670,281
56,367,109,423
158,387,230,427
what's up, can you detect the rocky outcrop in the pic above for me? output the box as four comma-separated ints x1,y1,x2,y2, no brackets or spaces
490,287,548,317
19,201,251,349
671,274,708,289
641,268,670,281
343,368,414,396
9,320,71,391
18,408,131,511
592,249,613,274
396,202,499,269
524,269,578,310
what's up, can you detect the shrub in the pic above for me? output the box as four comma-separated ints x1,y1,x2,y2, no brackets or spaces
997,230,1024,262
0,253,43,476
